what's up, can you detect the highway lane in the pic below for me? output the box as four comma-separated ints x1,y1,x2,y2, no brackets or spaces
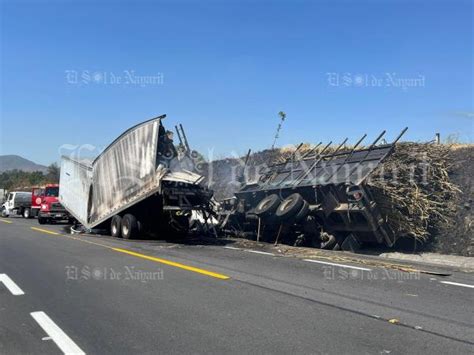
1,217,473,354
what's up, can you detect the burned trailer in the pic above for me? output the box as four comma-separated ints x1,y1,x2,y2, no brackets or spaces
59,114,213,239
219,128,408,250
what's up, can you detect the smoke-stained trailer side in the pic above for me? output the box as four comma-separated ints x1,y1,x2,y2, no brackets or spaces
59,114,213,239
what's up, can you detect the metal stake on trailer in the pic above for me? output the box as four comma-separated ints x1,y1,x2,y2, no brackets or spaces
300,142,323,160
179,124,191,153
325,133,368,183
293,140,334,185
357,127,408,183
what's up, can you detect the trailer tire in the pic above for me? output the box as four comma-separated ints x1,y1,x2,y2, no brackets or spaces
23,208,31,219
275,193,304,221
294,201,310,222
121,214,139,239
111,215,122,238
255,194,281,218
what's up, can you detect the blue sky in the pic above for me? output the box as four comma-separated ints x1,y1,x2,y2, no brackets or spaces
1,0,472,165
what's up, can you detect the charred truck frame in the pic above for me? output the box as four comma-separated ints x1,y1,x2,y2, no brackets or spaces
59,115,213,239
219,128,408,251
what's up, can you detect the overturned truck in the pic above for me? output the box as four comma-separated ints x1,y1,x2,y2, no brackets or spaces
59,115,213,239
219,128,409,251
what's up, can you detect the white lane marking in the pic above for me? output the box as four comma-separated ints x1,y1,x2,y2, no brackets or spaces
246,250,275,256
440,281,474,289
224,246,275,256
0,274,25,295
30,312,85,355
303,259,372,271
223,246,241,250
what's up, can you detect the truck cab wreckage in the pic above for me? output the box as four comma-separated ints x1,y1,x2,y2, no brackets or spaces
218,128,409,251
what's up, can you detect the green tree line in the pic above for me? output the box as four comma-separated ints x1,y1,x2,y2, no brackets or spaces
0,163,60,190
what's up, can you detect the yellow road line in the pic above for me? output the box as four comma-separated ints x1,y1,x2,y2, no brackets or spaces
112,248,230,280
27,224,229,280
0,219,13,224
30,227,60,235
68,236,113,249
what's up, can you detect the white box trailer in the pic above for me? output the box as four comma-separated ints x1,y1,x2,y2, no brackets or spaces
59,115,213,239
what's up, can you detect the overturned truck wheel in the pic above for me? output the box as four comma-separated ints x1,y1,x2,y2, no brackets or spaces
121,214,139,240
255,194,281,218
111,215,122,238
294,200,310,222
275,193,304,221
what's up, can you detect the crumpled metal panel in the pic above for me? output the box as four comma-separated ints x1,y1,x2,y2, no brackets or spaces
89,119,160,225
162,169,202,184
59,156,93,225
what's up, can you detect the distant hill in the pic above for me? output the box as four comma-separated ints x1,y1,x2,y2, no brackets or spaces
0,155,48,173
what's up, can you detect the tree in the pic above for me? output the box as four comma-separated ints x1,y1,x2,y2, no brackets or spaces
272,111,287,149
46,163,60,183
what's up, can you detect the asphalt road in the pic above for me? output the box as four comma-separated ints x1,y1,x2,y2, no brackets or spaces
1,216,473,354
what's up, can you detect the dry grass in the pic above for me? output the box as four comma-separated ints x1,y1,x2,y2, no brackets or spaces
369,143,462,242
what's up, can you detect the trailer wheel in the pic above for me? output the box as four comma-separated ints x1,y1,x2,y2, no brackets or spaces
23,208,31,219
275,193,304,221
111,215,123,238
294,201,310,222
121,214,139,239
255,194,280,218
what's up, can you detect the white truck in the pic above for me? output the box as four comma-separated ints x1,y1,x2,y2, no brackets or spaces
1,191,32,217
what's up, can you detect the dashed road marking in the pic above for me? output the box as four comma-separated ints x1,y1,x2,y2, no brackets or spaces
224,246,275,256
223,246,241,250
0,274,25,295
31,311,85,355
0,218,13,224
440,281,474,289
303,259,372,271
246,250,275,256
